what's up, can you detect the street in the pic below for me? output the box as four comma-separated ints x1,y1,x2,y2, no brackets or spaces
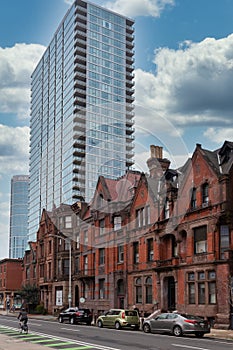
0,315,232,350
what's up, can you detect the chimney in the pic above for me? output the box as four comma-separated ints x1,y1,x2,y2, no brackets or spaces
147,145,170,178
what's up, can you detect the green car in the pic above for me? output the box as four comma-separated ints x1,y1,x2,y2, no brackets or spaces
96,309,140,330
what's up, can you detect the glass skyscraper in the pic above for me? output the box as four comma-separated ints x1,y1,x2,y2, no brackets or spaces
9,175,29,258
29,0,135,241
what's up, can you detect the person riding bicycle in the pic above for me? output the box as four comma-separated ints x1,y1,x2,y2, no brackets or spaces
18,307,28,331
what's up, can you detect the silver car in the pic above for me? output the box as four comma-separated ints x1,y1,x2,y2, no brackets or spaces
143,312,210,337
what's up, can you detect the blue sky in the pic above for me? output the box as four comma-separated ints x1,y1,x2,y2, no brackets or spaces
0,0,233,259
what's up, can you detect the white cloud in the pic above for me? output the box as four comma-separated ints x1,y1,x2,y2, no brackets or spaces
0,43,45,119
64,0,74,4
0,124,29,259
63,0,175,17
0,220,9,259
204,127,233,144
0,194,10,259
134,34,233,135
0,124,30,174
105,0,174,17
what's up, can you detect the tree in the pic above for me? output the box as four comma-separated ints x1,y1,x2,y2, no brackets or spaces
17,284,39,313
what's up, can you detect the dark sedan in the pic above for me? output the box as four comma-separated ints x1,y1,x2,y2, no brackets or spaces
143,312,210,337
58,307,92,325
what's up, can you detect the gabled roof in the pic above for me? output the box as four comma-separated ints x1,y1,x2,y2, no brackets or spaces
200,148,220,175
196,141,233,176
217,140,233,174
90,170,142,213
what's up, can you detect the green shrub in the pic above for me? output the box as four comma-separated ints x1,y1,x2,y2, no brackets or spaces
35,304,47,315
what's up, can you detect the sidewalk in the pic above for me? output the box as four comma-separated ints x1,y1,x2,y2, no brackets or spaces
0,310,57,321
0,333,45,350
206,328,233,340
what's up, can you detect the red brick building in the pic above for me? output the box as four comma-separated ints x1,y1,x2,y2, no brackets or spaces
22,203,85,314
22,141,233,328
0,258,23,311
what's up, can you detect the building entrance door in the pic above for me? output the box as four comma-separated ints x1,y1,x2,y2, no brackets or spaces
75,285,79,307
167,276,176,311
118,297,124,309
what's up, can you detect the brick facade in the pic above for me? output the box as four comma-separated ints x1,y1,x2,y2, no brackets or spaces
21,141,233,329
0,259,23,311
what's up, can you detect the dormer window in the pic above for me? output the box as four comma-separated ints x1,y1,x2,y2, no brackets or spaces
65,216,72,229
99,218,105,235
218,143,233,165
202,183,209,204
191,187,197,209
164,198,169,219
97,194,104,208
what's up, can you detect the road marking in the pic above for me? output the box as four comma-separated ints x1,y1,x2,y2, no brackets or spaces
23,336,45,340
0,329,17,333
60,347,94,350
61,327,81,332
172,344,211,350
28,322,42,326
30,338,60,343
43,341,77,347
0,325,121,350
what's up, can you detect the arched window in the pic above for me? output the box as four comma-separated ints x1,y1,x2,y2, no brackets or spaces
135,277,142,304
145,277,152,304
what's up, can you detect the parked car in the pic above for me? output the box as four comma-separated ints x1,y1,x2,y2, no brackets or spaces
96,309,140,330
143,312,210,337
58,307,92,325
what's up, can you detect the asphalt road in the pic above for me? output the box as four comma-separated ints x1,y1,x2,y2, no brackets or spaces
0,315,232,350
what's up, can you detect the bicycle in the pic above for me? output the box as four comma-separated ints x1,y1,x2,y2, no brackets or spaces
19,320,28,334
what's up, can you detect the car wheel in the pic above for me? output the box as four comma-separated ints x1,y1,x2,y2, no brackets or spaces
58,316,63,323
97,320,103,328
173,325,183,337
143,323,151,333
70,317,75,325
195,332,204,338
115,321,121,330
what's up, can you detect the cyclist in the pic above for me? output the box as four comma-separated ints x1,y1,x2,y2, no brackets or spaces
18,307,28,333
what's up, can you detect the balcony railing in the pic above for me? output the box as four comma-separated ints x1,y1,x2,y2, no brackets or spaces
75,269,95,279
154,257,180,268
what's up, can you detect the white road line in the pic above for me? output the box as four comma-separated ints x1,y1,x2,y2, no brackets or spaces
61,327,80,332
172,344,211,350
172,335,233,347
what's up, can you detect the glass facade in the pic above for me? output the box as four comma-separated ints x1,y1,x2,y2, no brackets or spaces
29,0,135,241
9,175,29,258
